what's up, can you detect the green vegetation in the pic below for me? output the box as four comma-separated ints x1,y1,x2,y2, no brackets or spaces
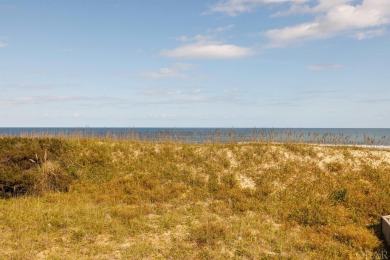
1,137,390,259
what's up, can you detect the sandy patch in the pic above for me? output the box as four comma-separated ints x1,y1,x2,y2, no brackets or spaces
225,149,238,168
237,174,256,190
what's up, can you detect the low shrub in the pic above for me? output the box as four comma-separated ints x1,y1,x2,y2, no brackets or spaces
189,221,227,247
0,138,72,197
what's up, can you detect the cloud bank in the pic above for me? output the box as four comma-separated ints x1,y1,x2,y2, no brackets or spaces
265,0,390,47
208,0,390,47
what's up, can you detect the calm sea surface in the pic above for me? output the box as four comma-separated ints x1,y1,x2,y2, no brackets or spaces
0,128,390,145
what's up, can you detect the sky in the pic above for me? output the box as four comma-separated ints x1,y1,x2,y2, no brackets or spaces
1,0,390,128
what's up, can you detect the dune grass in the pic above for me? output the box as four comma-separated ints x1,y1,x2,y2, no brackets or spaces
1,137,390,259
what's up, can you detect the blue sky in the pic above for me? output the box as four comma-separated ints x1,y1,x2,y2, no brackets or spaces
1,0,389,127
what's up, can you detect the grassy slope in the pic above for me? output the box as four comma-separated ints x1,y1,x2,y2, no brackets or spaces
1,137,390,259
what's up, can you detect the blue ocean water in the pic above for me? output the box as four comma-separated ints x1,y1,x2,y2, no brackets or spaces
0,128,390,145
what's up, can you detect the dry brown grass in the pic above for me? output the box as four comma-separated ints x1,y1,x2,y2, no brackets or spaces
1,137,390,259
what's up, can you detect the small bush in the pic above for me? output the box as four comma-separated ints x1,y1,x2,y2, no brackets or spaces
330,188,347,203
189,221,227,247
288,202,330,226
326,161,344,173
329,225,380,250
0,138,72,197
208,172,219,194
34,161,72,194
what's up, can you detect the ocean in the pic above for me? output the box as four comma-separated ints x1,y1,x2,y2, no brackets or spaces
1,128,390,146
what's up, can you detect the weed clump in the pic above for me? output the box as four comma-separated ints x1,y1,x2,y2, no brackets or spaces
326,161,344,173
189,221,227,247
34,159,72,194
0,138,72,197
330,188,347,203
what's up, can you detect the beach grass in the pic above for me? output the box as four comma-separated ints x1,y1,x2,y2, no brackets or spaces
1,136,390,259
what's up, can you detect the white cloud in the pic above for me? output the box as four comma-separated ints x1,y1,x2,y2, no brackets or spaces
0,96,84,106
140,87,183,96
0,96,130,107
272,0,353,17
0,83,53,90
353,27,386,39
209,0,309,16
173,63,194,70
0,37,9,48
208,0,390,46
208,24,235,33
139,113,178,120
161,35,253,59
142,68,187,79
306,64,343,70
193,88,202,94
138,86,252,106
264,0,390,47
162,44,253,59
141,63,194,79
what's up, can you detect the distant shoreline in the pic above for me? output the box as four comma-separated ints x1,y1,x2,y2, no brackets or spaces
314,143,390,150
1,127,390,146
236,141,390,150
